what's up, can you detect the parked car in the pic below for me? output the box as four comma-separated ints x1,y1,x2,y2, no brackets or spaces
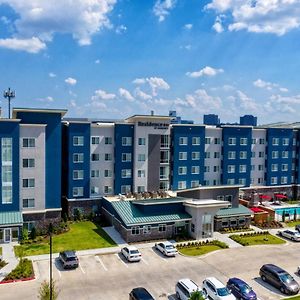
259,264,300,295
155,241,177,257
121,246,142,262
295,224,300,232
202,277,236,300
176,278,207,300
129,287,155,300
58,250,79,269
227,277,257,300
278,229,300,241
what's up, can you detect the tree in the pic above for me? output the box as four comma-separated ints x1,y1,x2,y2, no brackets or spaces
38,280,59,300
30,227,37,240
189,290,206,300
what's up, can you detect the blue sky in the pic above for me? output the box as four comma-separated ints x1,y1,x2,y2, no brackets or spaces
0,0,300,124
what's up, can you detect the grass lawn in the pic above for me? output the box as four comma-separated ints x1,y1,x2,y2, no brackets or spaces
15,221,116,257
285,220,300,227
284,296,300,300
179,245,224,256
0,247,2,256
230,233,286,246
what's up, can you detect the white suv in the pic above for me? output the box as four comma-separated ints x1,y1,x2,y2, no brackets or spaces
176,278,206,300
202,277,236,300
155,241,178,256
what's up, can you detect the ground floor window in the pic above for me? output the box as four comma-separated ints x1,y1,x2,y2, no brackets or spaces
24,221,35,232
230,219,237,226
143,225,151,234
158,224,166,232
238,218,246,225
222,220,228,227
191,223,195,232
131,226,140,235
12,228,19,239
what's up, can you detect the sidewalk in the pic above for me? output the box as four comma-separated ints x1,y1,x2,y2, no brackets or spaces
0,242,19,281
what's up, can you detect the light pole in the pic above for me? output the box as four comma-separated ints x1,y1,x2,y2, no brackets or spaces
3,87,15,119
49,223,53,300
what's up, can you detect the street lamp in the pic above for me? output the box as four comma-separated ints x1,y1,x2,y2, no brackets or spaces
3,87,15,119
48,223,53,300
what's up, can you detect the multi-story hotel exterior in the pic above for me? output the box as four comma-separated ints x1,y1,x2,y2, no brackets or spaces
0,107,300,243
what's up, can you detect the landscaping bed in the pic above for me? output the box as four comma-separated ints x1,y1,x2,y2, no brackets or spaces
177,240,228,256
254,220,283,229
229,231,286,246
219,227,254,234
2,258,34,283
283,296,300,300
285,220,300,228
15,221,116,257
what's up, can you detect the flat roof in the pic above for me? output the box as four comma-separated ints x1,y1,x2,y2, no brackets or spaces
12,108,67,118
176,185,243,193
125,115,172,122
215,205,252,217
184,199,230,208
132,197,189,205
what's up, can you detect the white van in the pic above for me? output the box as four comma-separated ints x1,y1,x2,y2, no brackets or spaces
175,278,206,300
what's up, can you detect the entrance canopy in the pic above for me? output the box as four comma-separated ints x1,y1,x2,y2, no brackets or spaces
0,211,23,227
274,194,287,199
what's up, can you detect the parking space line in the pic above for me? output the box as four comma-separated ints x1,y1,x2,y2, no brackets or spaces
95,256,108,271
115,253,128,268
151,249,168,262
141,257,149,265
79,264,86,274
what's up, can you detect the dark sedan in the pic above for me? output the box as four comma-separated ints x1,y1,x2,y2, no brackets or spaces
227,277,257,300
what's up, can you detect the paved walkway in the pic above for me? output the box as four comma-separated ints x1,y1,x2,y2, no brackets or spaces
0,242,19,281
102,226,128,246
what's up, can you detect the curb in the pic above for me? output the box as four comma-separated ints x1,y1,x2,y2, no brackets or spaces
0,276,35,284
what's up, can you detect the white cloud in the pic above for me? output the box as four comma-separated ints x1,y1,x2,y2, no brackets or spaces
65,77,77,86
37,96,54,103
133,77,170,96
134,88,152,100
0,37,46,53
132,78,146,85
91,89,116,101
49,72,56,78
0,0,117,51
95,59,100,64
119,88,134,101
70,99,77,108
253,78,288,92
212,16,224,33
206,0,300,36
184,23,193,30
115,25,127,34
186,66,224,78
153,0,176,22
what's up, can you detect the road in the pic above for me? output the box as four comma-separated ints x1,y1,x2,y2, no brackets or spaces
0,241,299,299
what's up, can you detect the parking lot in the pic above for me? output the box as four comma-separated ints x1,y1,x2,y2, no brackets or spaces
0,241,300,299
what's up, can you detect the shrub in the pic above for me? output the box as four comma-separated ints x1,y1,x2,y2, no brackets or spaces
38,280,59,300
4,258,34,281
22,228,29,241
30,227,37,240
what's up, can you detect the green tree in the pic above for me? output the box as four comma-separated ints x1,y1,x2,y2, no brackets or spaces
38,280,59,300
30,227,37,240
189,290,206,300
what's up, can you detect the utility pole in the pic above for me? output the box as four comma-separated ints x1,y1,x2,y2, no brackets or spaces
3,87,15,119
49,223,53,300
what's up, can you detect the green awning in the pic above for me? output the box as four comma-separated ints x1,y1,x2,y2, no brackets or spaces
215,205,252,218
0,211,23,227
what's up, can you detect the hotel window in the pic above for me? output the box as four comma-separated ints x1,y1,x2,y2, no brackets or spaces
213,165,220,172
258,178,264,184
131,227,140,235
103,153,111,163
191,223,195,232
191,180,199,188
178,181,186,190
23,158,35,168
73,136,84,146
121,185,131,194
138,138,146,145
122,137,132,146
251,152,255,158
205,152,210,159
178,166,187,175
292,176,295,183
282,164,288,171
191,166,200,174
240,138,247,145
259,151,264,158
228,151,236,159
91,170,100,178
104,186,113,194
214,152,220,158
192,152,200,160
272,151,278,159
91,153,100,161
91,186,100,195
160,135,170,148
271,164,278,171
282,138,289,146
228,165,235,173
158,224,166,232
281,176,288,184
239,165,247,173
138,170,145,177
204,166,210,172
179,137,188,145
179,152,187,160
104,169,112,178
259,138,265,144
214,138,221,144
105,137,112,145
240,151,247,159
73,170,84,180
2,186,12,204
192,137,200,145
203,180,210,185
217,195,224,201
2,138,12,204
23,178,35,188
239,178,246,185
213,180,220,185
251,165,255,171
282,151,288,158
252,138,256,144
271,177,278,185
22,198,35,208
137,186,145,193
227,179,235,185
250,178,254,184
122,153,131,162
228,137,236,145
73,187,83,197
205,137,211,144
73,153,84,163
272,138,279,145
292,163,296,171
293,138,297,146
121,169,132,178
225,195,233,202
293,151,296,159
258,164,264,171
138,154,145,162
91,136,100,144
22,138,35,148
